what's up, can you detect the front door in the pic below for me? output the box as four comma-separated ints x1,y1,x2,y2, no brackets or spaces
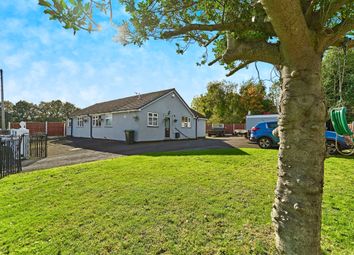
164,118,170,138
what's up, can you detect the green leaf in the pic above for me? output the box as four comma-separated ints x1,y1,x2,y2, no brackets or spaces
44,9,56,15
38,0,51,8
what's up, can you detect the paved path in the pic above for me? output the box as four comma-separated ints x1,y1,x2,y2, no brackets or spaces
23,136,258,171
22,150,119,172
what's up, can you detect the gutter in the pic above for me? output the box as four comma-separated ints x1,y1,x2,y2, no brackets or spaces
195,117,198,140
70,109,140,118
89,115,93,138
70,118,73,137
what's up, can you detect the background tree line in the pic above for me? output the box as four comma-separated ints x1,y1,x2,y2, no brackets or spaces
0,100,79,124
192,47,353,124
322,47,354,120
192,79,278,124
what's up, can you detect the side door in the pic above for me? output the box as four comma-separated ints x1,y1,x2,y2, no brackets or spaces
164,117,170,138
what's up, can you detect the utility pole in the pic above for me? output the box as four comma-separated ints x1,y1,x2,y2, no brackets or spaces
1,69,5,130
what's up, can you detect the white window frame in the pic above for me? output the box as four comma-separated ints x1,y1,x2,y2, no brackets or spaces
105,113,112,127
181,116,191,128
147,112,158,127
92,115,102,127
77,117,84,127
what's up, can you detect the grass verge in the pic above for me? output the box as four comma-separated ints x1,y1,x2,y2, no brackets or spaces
0,148,352,254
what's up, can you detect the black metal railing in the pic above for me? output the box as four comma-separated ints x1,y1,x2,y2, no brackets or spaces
0,134,48,179
30,134,48,159
0,136,22,179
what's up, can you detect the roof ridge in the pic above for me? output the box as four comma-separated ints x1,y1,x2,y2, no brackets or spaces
92,88,175,106
71,88,176,116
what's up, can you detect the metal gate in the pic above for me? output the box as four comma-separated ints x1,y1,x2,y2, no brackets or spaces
30,134,48,159
0,136,22,179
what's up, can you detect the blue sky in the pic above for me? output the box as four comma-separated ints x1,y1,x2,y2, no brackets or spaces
0,0,274,108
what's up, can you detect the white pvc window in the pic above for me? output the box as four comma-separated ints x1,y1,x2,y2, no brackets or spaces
105,114,112,127
77,117,84,127
92,115,102,127
147,112,158,127
181,116,191,128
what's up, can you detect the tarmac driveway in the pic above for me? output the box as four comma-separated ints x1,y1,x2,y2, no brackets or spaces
23,136,258,171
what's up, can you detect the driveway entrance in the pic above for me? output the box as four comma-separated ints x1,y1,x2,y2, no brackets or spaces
23,136,258,171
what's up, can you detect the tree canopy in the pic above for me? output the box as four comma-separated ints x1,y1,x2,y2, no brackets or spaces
0,100,79,123
322,47,354,120
39,0,353,74
192,80,276,124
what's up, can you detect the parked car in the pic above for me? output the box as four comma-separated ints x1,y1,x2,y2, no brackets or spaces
233,129,248,137
249,121,278,148
245,114,278,131
250,121,350,154
207,124,225,137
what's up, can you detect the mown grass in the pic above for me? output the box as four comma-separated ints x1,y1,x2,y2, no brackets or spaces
0,148,352,254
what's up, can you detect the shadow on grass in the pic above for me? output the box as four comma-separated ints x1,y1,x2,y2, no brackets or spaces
143,148,250,157
331,154,354,159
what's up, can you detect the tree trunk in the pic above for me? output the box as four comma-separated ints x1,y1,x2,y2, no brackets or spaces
272,57,327,254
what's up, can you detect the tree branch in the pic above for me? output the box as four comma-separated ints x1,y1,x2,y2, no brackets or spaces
318,19,354,50
208,56,222,66
161,23,242,38
330,37,354,49
204,33,220,47
222,34,281,65
305,0,352,32
260,0,316,67
226,61,253,77
319,0,351,25
304,0,317,24
347,39,354,49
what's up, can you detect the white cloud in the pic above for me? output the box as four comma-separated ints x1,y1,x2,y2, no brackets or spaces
79,85,106,104
0,0,274,109
4,52,30,69
2,0,38,14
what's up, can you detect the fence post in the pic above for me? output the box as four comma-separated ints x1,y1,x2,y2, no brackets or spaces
45,135,48,158
45,121,48,135
18,135,22,173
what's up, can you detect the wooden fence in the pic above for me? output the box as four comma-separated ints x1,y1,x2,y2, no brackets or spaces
10,122,65,136
206,123,245,134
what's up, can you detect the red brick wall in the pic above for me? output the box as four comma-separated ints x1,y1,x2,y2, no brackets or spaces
206,123,245,134
10,122,65,136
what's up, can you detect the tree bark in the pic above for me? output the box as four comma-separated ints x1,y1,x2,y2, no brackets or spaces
272,56,327,254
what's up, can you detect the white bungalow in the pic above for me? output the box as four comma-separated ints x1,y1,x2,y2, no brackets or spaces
67,88,207,142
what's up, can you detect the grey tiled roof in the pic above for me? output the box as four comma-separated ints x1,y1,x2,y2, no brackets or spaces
72,88,205,119
190,108,206,119
72,88,175,116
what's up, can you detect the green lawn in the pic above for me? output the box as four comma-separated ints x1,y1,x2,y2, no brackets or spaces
0,148,353,254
